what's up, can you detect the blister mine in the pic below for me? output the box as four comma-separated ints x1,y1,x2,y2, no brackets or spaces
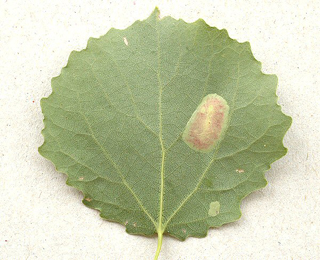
182,94,229,152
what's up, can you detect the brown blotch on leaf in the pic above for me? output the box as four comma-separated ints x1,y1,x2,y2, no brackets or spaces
182,94,229,152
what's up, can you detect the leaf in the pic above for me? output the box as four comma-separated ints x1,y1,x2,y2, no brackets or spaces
39,8,292,259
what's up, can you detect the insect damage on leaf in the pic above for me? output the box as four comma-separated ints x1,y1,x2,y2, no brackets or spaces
182,94,229,152
123,37,129,46
208,201,221,217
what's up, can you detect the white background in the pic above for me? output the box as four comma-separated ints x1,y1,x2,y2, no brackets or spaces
1,0,319,259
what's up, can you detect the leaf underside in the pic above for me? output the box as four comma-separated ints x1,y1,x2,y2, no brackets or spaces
39,8,291,241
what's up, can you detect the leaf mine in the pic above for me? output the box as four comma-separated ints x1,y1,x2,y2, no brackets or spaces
208,201,221,217
182,94,229,152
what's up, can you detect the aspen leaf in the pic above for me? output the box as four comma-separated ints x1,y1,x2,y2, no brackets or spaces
39,8,292,259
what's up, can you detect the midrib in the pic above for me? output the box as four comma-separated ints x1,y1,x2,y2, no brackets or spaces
156,20,165,235
153,17,166,260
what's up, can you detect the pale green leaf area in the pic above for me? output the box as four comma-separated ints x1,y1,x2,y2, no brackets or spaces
39,8,291,259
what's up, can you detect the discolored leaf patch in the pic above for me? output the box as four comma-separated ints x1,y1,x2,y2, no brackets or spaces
208,201,221,217
182,94,229,152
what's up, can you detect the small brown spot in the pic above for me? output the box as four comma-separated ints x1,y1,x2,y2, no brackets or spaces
125,221,128,225
236,169,245,173
133,222,137,227
5,240,8,242
85,198,92,202
78,177,84,181
182,229,186,234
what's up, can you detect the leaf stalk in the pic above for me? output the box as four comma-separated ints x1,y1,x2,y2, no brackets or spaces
154,231,163,260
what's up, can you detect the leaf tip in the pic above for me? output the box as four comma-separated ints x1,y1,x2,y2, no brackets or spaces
148,7,161,21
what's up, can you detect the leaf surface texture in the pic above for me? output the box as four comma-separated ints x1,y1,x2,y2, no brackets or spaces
39,8,291,242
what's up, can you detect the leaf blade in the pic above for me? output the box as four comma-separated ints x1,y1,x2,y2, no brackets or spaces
39,7,292,253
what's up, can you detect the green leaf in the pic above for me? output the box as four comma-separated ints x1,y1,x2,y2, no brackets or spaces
39,8,292,259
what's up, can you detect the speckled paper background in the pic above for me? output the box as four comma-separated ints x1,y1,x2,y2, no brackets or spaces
1,0,319,259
